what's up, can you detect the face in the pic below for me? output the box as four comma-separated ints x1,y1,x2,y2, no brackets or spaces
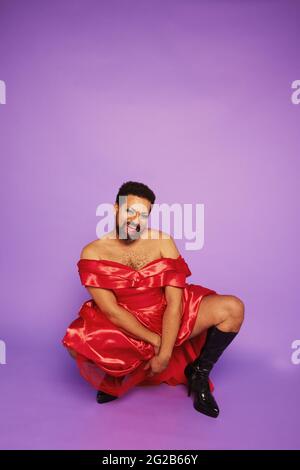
114,194,151,243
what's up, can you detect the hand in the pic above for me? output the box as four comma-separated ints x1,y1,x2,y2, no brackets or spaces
144,353,171,377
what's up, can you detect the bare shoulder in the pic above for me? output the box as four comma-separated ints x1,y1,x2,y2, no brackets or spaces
79,238,105,260
157,230,181,259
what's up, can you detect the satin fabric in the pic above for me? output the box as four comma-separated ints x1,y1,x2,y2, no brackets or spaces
62,255,218,397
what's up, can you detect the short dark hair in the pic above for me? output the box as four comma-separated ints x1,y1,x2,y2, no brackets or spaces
115,181,156,210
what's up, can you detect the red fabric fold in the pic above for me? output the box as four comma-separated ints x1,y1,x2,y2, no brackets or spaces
62,255,218,397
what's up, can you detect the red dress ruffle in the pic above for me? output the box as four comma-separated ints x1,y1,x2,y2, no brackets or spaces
62,255,218,397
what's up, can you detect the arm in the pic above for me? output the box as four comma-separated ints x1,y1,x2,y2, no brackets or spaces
144,234,184,376
80,244,160,349
158,286,183,360
86,285,160,348
158,234,183,360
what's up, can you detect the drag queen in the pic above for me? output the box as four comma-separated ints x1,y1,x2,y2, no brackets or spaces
62,181,245,418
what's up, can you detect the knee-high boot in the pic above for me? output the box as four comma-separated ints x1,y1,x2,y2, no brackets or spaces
184,326,238,417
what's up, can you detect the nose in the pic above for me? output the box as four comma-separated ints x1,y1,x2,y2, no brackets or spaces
129,214,140,225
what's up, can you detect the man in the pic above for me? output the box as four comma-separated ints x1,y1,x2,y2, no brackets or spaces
67,180,244,417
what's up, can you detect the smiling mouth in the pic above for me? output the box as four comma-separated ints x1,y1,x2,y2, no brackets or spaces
127,223,139,232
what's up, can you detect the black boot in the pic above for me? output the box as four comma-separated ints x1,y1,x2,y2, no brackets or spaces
96,390,118,404
184,326,238,418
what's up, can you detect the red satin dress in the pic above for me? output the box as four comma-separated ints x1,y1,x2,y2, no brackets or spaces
62,255,218,397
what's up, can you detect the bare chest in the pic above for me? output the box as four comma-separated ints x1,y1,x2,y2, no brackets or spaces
118,251,155,270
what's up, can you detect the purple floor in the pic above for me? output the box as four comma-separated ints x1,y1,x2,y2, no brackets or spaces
1,0,300,452
1,341,299,450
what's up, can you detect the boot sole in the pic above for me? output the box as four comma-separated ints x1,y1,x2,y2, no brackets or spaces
193,402,219,418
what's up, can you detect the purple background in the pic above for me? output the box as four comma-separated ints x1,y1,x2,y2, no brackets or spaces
0,0,299,450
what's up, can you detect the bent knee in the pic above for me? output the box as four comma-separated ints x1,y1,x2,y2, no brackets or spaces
225,295,245,324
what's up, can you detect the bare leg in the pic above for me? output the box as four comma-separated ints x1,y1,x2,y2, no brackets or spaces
189,294,245,339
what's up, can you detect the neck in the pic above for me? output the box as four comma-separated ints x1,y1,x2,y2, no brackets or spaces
114,226,139,246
